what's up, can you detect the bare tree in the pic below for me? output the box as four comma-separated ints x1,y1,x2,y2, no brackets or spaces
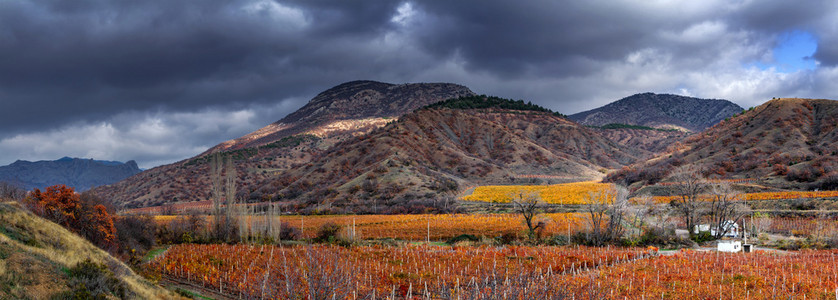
225,156,238,242
751,212,772,236
813,208,830,243
0,182,25,201
707,182,750,239
626,194,654,237
509,190,543,238
210,152,224,240
584,185,629,245
669,164,707,236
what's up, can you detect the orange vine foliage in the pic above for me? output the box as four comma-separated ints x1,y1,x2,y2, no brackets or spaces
647,190,838,203
150,245,838,299
584,250,838,298
149,244,650,299
154,213,586,241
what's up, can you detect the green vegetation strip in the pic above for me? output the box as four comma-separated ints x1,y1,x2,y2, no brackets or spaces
426,95,566,117
592,123,680,132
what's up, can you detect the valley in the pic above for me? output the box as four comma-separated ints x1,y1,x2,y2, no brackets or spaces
3,81,837,299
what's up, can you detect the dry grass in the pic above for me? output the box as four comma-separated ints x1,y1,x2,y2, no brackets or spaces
0,201,183,299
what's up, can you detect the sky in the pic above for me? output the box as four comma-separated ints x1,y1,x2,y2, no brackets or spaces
2,0,838,169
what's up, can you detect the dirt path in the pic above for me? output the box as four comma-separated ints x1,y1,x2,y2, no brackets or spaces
160,276,237,300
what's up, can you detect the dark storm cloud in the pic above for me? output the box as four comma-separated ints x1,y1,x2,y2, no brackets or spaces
2,0,838,168
403,1,653,77
0,0,350,136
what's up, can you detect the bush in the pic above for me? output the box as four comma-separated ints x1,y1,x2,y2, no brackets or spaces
446,234,479,245
58,259,126,299
315,222,342,243
278,222,302,240
113,215,157,264
691,231,714,243
544,235,570,246
628,227,695,248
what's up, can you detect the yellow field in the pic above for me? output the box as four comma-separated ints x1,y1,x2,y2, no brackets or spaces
462,181,838,205
461,181,612,205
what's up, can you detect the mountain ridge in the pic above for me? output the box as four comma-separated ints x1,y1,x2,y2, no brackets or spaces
249,95,646,213
569,92,743,132
93,80,475,208
0,157,141,191
606,97,838,189
210,80,475,152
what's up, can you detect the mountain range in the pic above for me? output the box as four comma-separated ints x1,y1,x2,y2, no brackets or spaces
0,157,141,191
79,81,838,212
252,96,644,213
92,81,475,208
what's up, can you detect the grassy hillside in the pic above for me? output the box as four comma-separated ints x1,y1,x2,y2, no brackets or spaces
0,201,180,299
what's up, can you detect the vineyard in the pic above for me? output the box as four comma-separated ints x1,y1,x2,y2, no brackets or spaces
649,190,838,203
462,181,612,205
462,181,838,205
753,216,838,237
149,244,838,299
154,213,587,241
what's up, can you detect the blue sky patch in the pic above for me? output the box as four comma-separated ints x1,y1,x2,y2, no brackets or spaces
752,30,818,72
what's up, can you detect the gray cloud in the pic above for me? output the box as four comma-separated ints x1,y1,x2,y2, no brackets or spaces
2,0,838,168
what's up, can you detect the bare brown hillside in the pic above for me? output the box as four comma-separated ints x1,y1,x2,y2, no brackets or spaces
607,98,838,190
93,81,474,208
593,128,689,154
211,80,475,151
253,98,644,213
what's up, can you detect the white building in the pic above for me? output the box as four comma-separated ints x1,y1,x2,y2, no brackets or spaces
717,240,742,252
693,220,740,238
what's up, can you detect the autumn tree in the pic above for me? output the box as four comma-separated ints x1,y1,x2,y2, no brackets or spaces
26,184,80,228
83,204,117,248
25,186,116,249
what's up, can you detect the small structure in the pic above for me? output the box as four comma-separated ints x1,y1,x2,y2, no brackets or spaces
693,220,740,238
717,240,742,253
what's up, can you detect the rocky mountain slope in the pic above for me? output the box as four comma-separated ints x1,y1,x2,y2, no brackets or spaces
93,81,474,208
570,93,743,132
607,98,838,189
0,157,141,191
592,127,689,154
252,96,645,213
211,80,474,151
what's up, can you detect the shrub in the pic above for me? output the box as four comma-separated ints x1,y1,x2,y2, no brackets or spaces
315,222,342,243
58,259,126,299
278,222,302,240
692,231,714,243
113,215,157,264
446,234,479,245
772,164,788,176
